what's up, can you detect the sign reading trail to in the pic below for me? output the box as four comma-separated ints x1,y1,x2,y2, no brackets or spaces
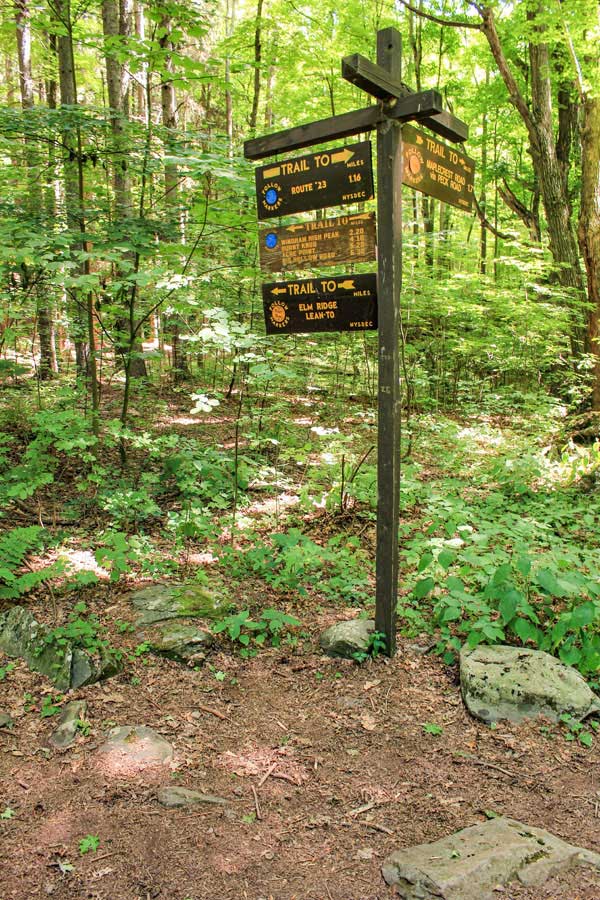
262,274,377,334
255,141,374,219
259,213,376,272
402,124,475,211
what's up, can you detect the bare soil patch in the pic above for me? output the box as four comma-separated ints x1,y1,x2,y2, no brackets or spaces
1,598,600,900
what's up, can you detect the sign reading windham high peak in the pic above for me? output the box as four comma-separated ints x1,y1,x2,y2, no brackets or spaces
259,213,376,273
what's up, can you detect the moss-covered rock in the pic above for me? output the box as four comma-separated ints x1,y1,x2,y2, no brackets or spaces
460,644,600,724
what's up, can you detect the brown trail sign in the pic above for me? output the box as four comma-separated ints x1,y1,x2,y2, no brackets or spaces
244,28,472,657
402,124,475,211
255,141,374,220
259,213,376,273
263,274,377,334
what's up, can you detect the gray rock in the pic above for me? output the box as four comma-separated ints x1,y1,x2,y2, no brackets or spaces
129,582,230,626
0,606,121,691
144,622,213,664
382,816,600,899
49,700,87,750
460,644,600,724
156,786,227,808
97,725,174,773
319,619,375,659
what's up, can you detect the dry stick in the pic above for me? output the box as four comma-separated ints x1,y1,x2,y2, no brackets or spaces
258,762,277,788
454,751,523,779
251,784,262,820
195,704,229,721
349,801,377,817
364,822,394,835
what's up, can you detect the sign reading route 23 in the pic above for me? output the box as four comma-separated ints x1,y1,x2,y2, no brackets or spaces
262,273,377,334
255,141,374,220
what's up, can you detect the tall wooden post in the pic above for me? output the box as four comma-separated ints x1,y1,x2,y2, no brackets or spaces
375,28,403,656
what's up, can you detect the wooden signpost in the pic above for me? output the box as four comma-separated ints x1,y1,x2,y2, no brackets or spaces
244,28,472,656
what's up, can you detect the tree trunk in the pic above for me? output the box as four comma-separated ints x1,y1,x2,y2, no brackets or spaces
578,93,600,409
480,5,584,339
53,0,99,424
15,0,58,379
248,0,263,134
159,15,190,383
102,0,147,380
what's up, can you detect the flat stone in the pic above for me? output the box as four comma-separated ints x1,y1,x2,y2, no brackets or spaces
129,582,230,626
0,606,121,691
144,622,213,664
320,619,374,659
96,726,174,776
460,644,600,724
49,700,87,750
382,817,600,899
156,786,227,808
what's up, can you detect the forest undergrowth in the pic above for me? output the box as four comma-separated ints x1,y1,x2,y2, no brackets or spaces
1,378,600,701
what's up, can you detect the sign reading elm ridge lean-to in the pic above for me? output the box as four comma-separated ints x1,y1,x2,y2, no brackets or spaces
255,141,374,220
259,213,376,273
263,274,377,335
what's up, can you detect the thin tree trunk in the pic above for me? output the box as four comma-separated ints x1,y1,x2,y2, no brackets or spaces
578,93,600,409
480,5,584,331
248,0,263,134
53,0,99,425
159,15,190,383
16,0,58,379
102,0,147,380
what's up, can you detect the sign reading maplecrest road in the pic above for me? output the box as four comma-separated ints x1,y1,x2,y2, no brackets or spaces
259,213,376,272
255,141,374,220
402,123,475,211
262,273,377,334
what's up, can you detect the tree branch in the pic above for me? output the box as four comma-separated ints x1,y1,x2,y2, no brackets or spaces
398,0,481,29
479,6,535,140
472,193,510,240
498,177,541,241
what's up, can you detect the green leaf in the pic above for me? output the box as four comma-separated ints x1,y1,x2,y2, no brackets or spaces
78,835,100,855
513,618,541,646
499,591,518,625
422,722,443,735
569,602,597,628
536,568,563,597
414,577,435,599
446,575,466,595
438,549,456,570
418,551,433,572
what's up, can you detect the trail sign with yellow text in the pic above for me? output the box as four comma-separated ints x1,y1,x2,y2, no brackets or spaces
262,274,377,334
255,141,374,219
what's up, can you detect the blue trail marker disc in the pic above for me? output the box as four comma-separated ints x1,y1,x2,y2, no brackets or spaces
265,232,278,249
265,187,278,205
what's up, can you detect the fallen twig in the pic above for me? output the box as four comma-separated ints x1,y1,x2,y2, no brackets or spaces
251,784,262,820
258,762,277,788
195,704,229,721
